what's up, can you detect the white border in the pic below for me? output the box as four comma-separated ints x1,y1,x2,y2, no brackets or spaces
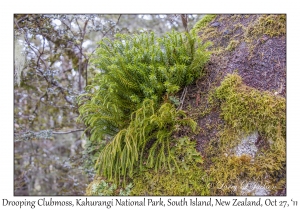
2,0,299,209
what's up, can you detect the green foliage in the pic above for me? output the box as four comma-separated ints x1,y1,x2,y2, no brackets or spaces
191,15,217,34
131,137,209,195
78,31,210,141
86,176,132,196
214,73,285,139
246,14,286,38
78,30,211,194
207,73,286,195
169,95,180,107
96,99,197,184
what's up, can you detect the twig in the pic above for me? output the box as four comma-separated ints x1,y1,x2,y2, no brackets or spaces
89,15,122,57
52,129,84,134
15,15,28,24
14,18,48,69
177,86,188,110
78,19,89,91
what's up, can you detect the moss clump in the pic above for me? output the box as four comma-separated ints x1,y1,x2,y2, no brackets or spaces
131,165,209,196
192,15,217,34
207,73,286,195
214,73,285,139
246,14,286,38
226,40,240,51
131,137,209,195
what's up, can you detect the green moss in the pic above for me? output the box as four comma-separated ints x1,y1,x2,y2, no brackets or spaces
246,14,286,38
131,137,209,195
95,100,197,185
195,14,285,59
214,73,285,138
226,40,240,51
131,165,209,195
191,15,217,34
206,73,286,195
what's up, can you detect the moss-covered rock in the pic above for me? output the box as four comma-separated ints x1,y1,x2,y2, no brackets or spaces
181,15,286,195
206,73,285,195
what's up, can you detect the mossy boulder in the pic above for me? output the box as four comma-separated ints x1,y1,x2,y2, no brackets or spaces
183,14,286,195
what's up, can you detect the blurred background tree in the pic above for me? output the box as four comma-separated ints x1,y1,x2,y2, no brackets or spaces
14,14,204,195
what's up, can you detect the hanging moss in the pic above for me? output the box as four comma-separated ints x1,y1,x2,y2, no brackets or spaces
78,30,210,190
95,99,197,185
78,31,210,143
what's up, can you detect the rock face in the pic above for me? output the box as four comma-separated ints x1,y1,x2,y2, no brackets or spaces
182,15,286,196
201,14,286,96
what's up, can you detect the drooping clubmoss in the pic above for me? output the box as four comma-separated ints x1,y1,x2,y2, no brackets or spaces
206,73,286,195
78,30,210,189
78,31,210,142
96,99,197,185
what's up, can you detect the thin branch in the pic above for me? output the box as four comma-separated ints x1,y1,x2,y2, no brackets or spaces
102,15,122,38
89,15,122,57
78,19,89,91
75,17,82,35
32,91,47,115
52,129,84,134
14,19,48,70
177,86,188,110
15,15,28,24
181,14,189,32
36,36,46,69
60,18,82,53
